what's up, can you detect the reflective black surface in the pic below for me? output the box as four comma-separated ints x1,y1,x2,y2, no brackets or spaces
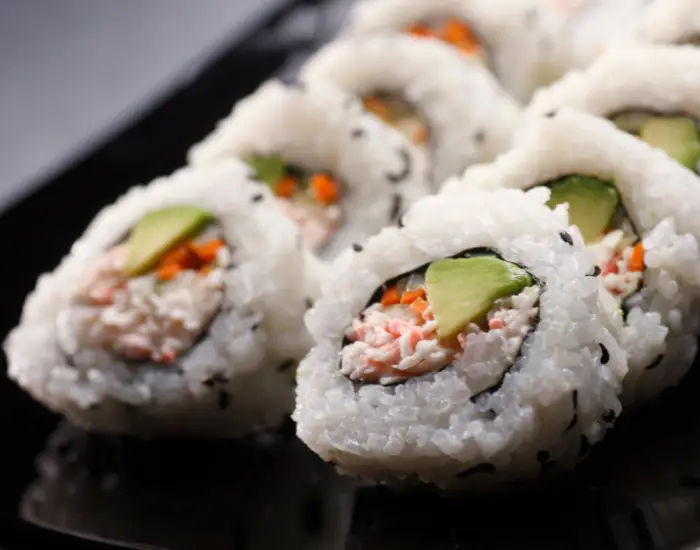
3,0,700,548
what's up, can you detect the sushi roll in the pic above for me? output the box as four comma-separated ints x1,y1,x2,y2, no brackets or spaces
625,0,700,48
444,109,700,404
188,80,430,259
524,46,700,174
4,161,312,436
300,34,521,185
294,188,626,488
343,0,566,101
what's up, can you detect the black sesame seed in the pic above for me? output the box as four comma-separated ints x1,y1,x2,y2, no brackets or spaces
599,343,610,365
602,409,617,423
565,390,578,432
389,193,403,222
352,243,363,252
456,463,496,478
305,297,314,309
351,128,365,139
217,390,230,410
202,373,230,388
251,193,264,203
397,216,405,228
565,414,578,432
248,172,261,182
545,110,558,118
385,148,412,184
251,322,260,331
588,266,601,277
646,354,664,371
578,435,590,458
474,130,486,144
572,389,578,409
560,231,573,245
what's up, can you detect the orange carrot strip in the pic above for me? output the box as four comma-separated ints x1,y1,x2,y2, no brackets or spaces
156,263,183,281
363,96,391,122
404,23,432,38
410,297,428,318
441,19,473,43
310,173,340,205
194,238,225,263
380,286,401,306
628,242,644,272
159,242,194,268
400,287,426,305
275,176,298,198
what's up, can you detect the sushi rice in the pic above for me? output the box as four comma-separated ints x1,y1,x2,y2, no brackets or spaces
444,109,700,405
294,188,626,488
188,79,430,259
5,161,313,437
300,33,521,186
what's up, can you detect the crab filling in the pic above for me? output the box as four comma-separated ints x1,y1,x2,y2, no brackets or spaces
362,93,430,148
59,205,229,364
340,254,539,388
246,154,342,251
544,175,644,300
403,17,486,62
610,111,700,173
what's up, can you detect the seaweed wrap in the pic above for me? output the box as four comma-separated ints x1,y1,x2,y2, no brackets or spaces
188,80,430,259
4,161,312,436
300,34,521,185
444,109,700,404
343,0,565,101
294,188,626,488
525,46,700,174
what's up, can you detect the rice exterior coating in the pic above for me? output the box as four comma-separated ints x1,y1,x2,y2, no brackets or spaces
622,0,700,48
5,161,313,437
343,0,566,101
444,109,700,405
188,80,431,259
294,189,625,489
300,33,521,185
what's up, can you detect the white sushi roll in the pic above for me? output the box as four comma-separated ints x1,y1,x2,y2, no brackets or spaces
624,0,700,48
5,160,312,437
444,109,700,405
343,0,566,101
294,188,626,489
300,34,521,186
188,80,430,259
524,46,700,174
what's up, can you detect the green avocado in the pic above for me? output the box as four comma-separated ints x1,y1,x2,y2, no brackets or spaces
546,175,619,243
639,116,700,171
610,112,651,134
425,257,533,341
124,205,213,276
246,154,287,188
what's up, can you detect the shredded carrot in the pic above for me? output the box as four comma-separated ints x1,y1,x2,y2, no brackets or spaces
310,173,340,205
275,176,298,198
628,242,644,272
400,287,426,305
441,19,474,43
193,238,224,263
410,296,428,318
404,23,432,37
380,286,401,306
363,96,391,122
156,263,183,281
159,242,198,269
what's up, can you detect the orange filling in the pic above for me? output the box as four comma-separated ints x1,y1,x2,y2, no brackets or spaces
404,18,482,55
155,239,225,281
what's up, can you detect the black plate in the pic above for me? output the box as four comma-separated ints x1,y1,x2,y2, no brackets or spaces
3,1,700,548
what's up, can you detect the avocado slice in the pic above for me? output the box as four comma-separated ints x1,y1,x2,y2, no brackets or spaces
425,257,533,341
610,112,651,135
124,205,213,276
246,154,286,188
639,116,700,171
546,175,619,243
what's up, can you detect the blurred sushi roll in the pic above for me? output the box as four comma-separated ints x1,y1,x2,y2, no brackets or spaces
623,0,700,48
294,188,626,488
343,0,566,101
188,80,430,259
444,109,700,405
525,46,700,174
4,161,312,436
301,34,521,185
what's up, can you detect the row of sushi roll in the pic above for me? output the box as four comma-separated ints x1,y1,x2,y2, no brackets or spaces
5,0,700,489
